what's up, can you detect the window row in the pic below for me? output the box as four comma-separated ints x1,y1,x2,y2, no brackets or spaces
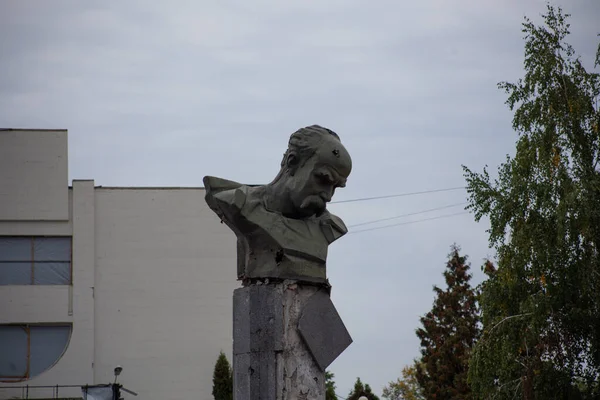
0,237,72,285
0,324,72,381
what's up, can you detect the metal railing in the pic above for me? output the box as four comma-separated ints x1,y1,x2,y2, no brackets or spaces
0,384,83,400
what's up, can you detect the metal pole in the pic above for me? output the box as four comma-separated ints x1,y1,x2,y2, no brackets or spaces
112,383,121,400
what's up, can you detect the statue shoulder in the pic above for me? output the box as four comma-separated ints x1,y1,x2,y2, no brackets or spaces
318,210,348,243
203,176,248,219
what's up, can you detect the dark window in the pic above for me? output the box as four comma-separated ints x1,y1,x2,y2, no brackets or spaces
0,237,72,285
0,324,72,381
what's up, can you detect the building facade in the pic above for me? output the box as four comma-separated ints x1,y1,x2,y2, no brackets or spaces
0,129,238,400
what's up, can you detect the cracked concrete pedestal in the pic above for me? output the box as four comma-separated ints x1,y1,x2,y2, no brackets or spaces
233,281,352,400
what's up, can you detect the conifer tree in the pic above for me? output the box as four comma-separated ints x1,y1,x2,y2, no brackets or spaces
212,351,233,400
347,377,380,400
326,370,337,400
415,245,480,399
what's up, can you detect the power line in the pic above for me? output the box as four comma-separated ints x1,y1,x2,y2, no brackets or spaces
348,211,470,234
347,202,467,228
330,186,466,204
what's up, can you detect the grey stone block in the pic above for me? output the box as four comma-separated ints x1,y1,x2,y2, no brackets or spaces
234,283,337,398
233,286,282,399
254,351,277,400
233,353,250,400
234,348,278,400
233,288,251,354
249,286,283,353
298,290,353,371
234,286,283,355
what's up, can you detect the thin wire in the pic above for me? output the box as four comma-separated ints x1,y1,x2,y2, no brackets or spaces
348,202,467,228
330,186,466,204
348,211,470,234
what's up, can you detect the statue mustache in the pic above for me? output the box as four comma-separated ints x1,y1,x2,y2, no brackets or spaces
300,195,329,211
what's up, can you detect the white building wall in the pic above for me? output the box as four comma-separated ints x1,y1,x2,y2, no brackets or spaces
0,129,68,221
1,129,239,400
93,188,237,400
0,186,95,400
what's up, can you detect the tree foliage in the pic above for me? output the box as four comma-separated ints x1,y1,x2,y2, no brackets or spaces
463,4,600,399
347,377,380,400
326,370,337,400
382,363,425,400
415,245,480,399
212,351,233,400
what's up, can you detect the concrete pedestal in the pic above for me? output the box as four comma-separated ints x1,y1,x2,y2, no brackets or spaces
233,282,325,400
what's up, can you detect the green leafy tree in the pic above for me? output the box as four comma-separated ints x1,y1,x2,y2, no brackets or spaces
382,363,425,400
212,351,233,400
347,377,380,400
463,4,600,399
326,370,337,400
415,245,480,399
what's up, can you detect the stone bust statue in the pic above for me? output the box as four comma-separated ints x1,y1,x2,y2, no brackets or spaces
203,125,352,283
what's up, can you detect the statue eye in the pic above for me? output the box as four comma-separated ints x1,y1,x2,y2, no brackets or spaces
316,172,334,184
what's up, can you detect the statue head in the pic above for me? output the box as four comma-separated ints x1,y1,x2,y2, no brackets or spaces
269,125,352,219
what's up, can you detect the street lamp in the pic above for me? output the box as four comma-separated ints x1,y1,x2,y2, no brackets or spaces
82,366,137,400
114,365,123,383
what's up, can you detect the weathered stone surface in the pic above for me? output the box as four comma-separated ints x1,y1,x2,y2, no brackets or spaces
233,286,282,400
278,283,325,399
233,288,250,355
234,286,283,354
233,352,277,400
298,290,353,371
233,352,250,400
232,282,326,400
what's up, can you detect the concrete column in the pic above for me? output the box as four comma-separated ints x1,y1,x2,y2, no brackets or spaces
233,282,325,400
72,180,96,385
233,280,352,400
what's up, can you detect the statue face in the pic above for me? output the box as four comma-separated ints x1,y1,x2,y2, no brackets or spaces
287,140,352,218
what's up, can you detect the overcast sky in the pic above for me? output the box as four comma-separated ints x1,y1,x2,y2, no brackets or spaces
1,0,599,396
